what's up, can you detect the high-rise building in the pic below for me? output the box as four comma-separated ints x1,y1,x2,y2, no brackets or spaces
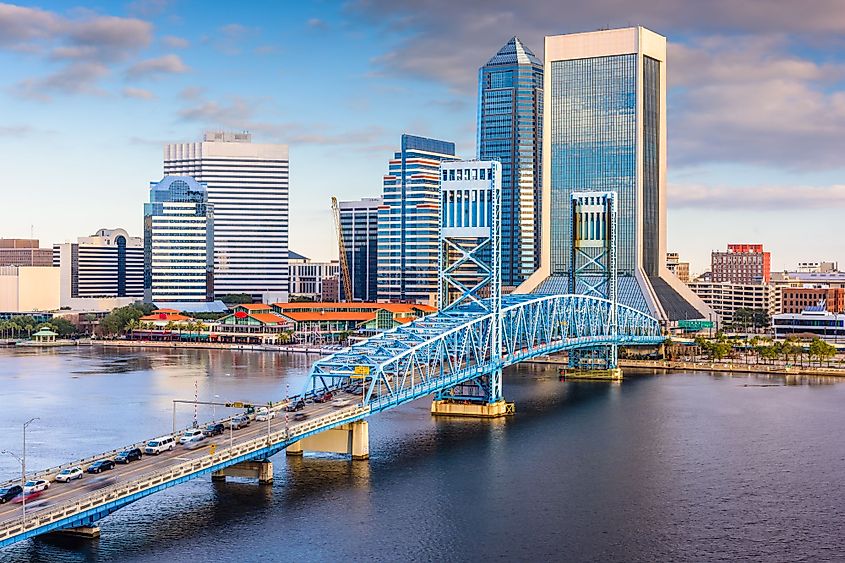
339,197,382,302
0,239,52,267
164,131,289,303
378,135,456,304
519,26,712,322
711,244,771,284
53,228,143,309
477,37,543,288
144,176,214,303
666,252,690,284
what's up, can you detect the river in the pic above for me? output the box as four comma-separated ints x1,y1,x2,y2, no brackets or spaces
1,346,843,562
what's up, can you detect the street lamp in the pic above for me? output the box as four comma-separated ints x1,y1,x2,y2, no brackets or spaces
2,417,39,524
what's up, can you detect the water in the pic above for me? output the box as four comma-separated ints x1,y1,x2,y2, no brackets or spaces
1,346,843,562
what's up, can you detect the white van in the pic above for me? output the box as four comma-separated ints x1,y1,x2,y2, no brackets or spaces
144,435,176,455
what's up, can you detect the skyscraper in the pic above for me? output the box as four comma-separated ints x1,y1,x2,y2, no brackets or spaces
378,135,456,304
520,27,712,322
144,176,214,303
477,37,543,288
164,131,289,303
339,197,382,302
53,228,143,307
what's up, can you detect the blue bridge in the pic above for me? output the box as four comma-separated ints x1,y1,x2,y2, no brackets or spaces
0,293,662,549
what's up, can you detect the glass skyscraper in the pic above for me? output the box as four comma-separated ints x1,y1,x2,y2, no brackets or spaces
477,37,543,288
378,134,456,303
520,27,713,322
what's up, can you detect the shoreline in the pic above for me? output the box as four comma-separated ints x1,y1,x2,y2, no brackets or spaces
525,356,845,378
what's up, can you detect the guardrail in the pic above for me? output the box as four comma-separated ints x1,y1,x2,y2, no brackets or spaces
0,404,369,545
0,399,290,491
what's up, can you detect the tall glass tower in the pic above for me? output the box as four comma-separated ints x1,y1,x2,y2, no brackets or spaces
477,37,543,288
519,27,713,322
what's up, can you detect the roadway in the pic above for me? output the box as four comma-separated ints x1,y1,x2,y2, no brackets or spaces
0,392,360,527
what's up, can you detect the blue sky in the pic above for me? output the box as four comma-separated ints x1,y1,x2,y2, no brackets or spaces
1,0,844,275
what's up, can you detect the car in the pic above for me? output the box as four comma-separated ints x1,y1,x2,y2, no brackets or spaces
255,407,276,421
284,399,305,412
87,459,115,474
145,435,176,455
0,485,23,504
331,398,352,408
179,428,206,445
228,414,250,429
55,467,83,482
314,392,333,403
23,479,49,494
115,448,142,464
203,423,225,437
293,412,308,422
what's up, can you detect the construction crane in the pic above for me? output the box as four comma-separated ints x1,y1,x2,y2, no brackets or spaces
331,196,353,302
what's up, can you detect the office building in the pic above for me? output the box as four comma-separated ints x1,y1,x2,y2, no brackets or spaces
144,176,214,303
688,281,778,327
339,197,381,302
519,26,712,322
378,134,456,304
164,131,289,303
288,251,339,300
0,239,52,267
0,266,60,312
711,244,771,284
53,228,143,309
477,37,543,288
666,252,690,283
781,287,845,314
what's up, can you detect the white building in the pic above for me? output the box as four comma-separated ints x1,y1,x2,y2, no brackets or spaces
144,176,214,303
53,228,143,310
164,131,289,303
288,251,339,300
688,281,778,327
0,266,60,312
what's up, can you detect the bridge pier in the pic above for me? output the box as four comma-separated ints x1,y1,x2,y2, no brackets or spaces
211,460,273,484
286,420,369,460
430,398,515,418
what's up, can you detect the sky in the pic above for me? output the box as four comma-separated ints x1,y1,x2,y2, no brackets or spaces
1,0,844,276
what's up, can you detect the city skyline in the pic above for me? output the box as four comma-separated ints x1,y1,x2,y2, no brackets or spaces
1,1,844,273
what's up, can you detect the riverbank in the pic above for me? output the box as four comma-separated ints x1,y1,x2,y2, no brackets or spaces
94,339,335,355
525,355,845,377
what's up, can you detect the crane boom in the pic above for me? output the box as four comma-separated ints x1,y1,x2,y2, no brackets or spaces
331,196,353,302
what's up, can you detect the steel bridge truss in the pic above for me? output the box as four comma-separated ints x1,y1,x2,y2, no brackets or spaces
302,294,663,413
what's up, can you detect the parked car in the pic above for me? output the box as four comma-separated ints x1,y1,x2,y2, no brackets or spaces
228,414,250,429
203,423,225,437
284,399,305,412
115,448,142,464
293,412,308,422
255,407,276,422
55,467,83,482
179,428,206,445
23,479,50,494
145,435,176,455
87,459,116,474
0,485,23,504
331,398,352,408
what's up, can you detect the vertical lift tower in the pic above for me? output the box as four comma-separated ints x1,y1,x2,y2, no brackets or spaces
430,160,513,417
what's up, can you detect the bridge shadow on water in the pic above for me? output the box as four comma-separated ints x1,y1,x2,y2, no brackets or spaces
13,363,637,562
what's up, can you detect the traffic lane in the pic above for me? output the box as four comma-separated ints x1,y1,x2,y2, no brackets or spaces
0,401,357,524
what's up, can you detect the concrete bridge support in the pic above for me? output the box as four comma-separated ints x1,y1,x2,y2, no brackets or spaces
211,460,273,484
285,421,369,460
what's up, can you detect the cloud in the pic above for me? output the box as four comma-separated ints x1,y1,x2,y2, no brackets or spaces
162,35,189,49
122,86,156,99
16,62,109,100
126,54,188,79
669,182,845,210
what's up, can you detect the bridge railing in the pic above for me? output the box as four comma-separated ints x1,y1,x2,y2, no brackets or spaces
0,404,369,545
